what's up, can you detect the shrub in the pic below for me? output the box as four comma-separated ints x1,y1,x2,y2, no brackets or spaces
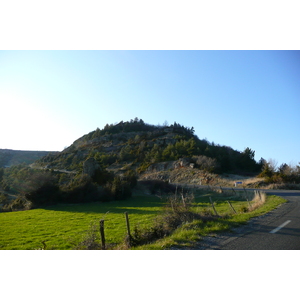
74,222,101,250
139,180,176,195
194,155,219,173
123,170,138,188
61,174,103,203
25,182,61,207
129,189,208,247
1,196,32,212
105,177,132,201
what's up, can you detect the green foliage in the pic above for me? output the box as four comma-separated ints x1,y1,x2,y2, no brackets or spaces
258,161,300,184
107,176,132,200
93,152,117,168
237,147,258,172
139,180,176,195
0,192,9,205
0,167,4,182
0,193,32,212
259,161,274,178
2,164,35,194
194,155,219,173
84,118,153,140
123,169,138,188
25,173,61,207
91,168,114,185
60,174,103,204
33,119,264,175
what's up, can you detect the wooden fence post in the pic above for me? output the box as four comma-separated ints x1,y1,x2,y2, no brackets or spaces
124,212,132,247
243,187,252,209
227,200,237,214
99,219,105,250
209,197,219,216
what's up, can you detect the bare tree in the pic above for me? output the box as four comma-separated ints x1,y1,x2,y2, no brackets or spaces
268,158,278,172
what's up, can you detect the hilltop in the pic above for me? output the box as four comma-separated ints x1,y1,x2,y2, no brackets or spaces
34,118,262,178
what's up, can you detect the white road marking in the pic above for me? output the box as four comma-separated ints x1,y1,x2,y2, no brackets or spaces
270,220,291,234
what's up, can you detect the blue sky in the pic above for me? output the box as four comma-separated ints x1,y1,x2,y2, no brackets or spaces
1,50,299,167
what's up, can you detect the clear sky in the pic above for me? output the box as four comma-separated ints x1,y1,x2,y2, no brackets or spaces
1,50,299,167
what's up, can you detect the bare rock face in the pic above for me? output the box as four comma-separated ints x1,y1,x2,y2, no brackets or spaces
83,157,101,178
146,157,194,173
174,157,192,169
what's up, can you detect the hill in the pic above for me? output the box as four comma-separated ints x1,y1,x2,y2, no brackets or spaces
5,118,298,213
0,149,59,168
34,118,262,176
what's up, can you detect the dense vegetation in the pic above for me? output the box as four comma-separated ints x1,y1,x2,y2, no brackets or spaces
258,160,300,185
0,163,137,211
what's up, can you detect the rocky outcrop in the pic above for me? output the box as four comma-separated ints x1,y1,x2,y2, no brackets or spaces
147,161,176,172
174,157,192,168
146,158,194,173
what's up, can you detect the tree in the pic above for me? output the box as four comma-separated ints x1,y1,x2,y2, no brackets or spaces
243,147,255,160
268,158,278,173
195,155,219,173
0,167,4,182
259,161,275,178
278,163,291,175
187,138,196,156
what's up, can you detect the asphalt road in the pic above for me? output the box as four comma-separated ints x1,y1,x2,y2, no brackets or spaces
194,189,300,250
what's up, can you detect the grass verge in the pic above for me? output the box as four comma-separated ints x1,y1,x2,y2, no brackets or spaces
132,194,286,249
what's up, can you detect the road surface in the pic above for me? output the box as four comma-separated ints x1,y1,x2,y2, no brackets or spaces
194,189,300,250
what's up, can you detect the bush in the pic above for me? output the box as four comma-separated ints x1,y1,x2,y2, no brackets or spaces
25,182,61,207
74,222,102,250
194,155,219,173
129,191,214,248
61,174,103,204
1,196,32,212
105,177,132,201
139,180,176,195
123,170,138,188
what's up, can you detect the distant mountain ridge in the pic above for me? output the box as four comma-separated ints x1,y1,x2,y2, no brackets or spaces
0,149,59,168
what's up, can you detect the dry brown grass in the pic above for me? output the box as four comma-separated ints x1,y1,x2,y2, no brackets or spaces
217,174,264,188
265,183,300,190
248,190,266,211
210,186,267,212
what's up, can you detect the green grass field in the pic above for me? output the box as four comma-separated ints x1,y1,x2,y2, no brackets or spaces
0,195,163,250
0,190,286,250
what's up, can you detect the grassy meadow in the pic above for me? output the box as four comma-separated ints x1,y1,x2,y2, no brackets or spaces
0,195,163,250
0,189,286,250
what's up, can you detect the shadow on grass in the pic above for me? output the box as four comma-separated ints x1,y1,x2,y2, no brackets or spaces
40,196,165,215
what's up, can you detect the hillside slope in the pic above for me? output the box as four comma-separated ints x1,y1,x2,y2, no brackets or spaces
34,119,262,179
0,149,58,168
